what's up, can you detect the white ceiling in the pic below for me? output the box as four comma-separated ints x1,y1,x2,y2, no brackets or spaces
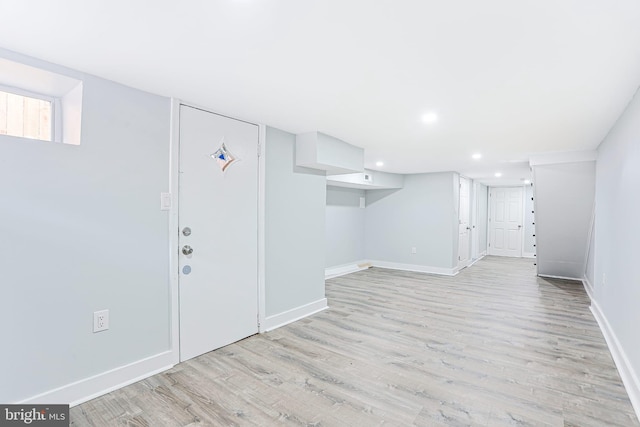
1,1,639,185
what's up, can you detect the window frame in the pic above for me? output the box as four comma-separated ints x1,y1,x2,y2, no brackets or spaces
0,83,62,143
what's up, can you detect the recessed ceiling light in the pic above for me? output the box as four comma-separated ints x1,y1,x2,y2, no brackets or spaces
376,161,384,167
422,112,438,124
472,153,482,160
524,179,531,184
495,172,503,177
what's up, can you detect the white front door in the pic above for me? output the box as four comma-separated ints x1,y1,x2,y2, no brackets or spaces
178,105,259,362
458,177,471,268
488,187,523,257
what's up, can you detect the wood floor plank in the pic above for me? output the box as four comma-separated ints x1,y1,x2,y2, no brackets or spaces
70,257,639,426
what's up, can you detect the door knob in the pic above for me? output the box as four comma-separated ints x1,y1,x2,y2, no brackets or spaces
182,245,193,256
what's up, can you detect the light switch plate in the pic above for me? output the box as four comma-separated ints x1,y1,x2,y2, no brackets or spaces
160,192,172,210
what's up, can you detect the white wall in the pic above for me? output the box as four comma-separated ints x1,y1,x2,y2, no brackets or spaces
592,86,640,413
532,161,596,279
0,49,172,403
364,172,459,272
265,126,326,316
325,187,365,268
585,218,595,292
0,50,330,405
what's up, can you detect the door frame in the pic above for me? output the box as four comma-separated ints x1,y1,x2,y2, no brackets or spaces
457,175,471,268
168,99,266,364
487,185,525,257
520,184,530,258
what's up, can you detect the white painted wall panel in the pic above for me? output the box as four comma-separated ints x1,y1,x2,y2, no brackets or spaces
0,50,171,403
593,86,640,406
533,161,596,279
364,172,458,270
265,127,326,316
325,187,366,268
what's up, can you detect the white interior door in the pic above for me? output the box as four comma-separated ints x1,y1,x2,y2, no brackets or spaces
458,177,471,268
470,182,479,260
178,105,259,362
488,187,523,257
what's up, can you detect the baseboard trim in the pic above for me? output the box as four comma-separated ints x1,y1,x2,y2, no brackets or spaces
522,252,536,259
368,260,458,276
325,260,370,279
468,254,486,268
455,260,471,272
538,273,582,281
582,275,594,301
263,298,328,332
18,350,174,407
590,299,640,421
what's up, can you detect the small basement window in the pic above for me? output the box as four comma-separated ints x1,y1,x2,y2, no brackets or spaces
0,55,83,145
0,88,57,142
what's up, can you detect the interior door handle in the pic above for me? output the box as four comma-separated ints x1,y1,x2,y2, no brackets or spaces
182,245,193,256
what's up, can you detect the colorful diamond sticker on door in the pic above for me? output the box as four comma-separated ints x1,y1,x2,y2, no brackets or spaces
211,139,238,172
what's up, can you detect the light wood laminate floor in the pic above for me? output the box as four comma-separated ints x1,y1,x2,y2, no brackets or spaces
71,257,639,426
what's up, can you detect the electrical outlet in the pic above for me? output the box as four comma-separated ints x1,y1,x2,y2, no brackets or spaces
411,247,417,254
93,310,109,333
